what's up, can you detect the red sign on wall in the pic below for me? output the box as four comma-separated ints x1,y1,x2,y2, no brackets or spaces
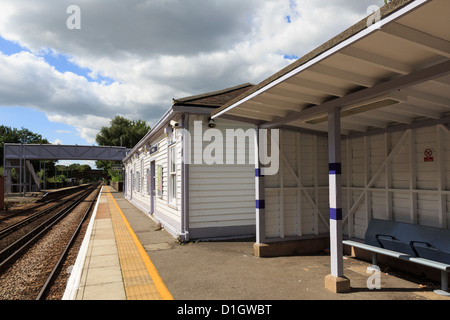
424,149,434,162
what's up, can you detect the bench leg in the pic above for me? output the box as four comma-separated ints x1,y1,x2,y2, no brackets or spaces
434,271,450,297
367,253,380,273
372,252,378,266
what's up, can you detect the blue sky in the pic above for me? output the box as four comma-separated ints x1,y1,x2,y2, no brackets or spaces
0,36,103,167
0,36,111,147
0,105,98,167
0,106,77,144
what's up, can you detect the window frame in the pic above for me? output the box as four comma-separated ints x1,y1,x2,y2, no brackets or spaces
168,145,177,205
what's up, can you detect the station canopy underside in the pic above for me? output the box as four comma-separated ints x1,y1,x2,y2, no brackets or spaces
212,0,450,136
4,144,131,162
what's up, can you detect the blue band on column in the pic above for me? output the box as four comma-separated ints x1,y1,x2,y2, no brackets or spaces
329,163,342,175
256,200,265,209
330,208,342,220
255,169,264,177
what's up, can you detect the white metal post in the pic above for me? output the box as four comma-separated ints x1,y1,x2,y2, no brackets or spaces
328,107,344,278
255,125,265,244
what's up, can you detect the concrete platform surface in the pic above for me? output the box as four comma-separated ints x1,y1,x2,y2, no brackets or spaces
66,186,450,301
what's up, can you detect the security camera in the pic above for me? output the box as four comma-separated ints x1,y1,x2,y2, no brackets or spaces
208,118,216,128
170,120,180,128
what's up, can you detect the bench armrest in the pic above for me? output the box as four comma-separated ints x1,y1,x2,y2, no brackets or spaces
375,234,398,248
409,241,432,257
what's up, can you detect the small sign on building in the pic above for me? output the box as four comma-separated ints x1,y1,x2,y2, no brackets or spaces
424,148,434,162
150,144,158,155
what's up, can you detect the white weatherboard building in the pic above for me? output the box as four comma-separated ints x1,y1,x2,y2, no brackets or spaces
123,84,257,241
121,0,449,294
211,0,450,292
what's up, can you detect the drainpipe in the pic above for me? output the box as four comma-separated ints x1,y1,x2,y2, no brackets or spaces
180,113,190,242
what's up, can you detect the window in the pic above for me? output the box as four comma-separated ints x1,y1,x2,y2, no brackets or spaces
146,168,150,195
169,146,177,204
136,171,140,193
133,164,136,191
128,170,132,194
157,165,163,198
140,160,144,194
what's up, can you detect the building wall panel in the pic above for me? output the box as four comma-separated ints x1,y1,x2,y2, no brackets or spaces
124,125,183,237
187,117,256,236
264,130,329,241
346,125,450,239
266,124,450,243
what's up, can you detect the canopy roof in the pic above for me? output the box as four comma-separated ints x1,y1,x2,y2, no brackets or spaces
212,0,450,136
173,83,253,108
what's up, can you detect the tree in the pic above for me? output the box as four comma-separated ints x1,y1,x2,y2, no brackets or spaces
96,116,150,149
95,116,150,180
1,126,50,163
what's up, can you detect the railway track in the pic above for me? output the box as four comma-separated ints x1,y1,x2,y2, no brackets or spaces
0,189,91,245
0,184,91,226
0,183,101,300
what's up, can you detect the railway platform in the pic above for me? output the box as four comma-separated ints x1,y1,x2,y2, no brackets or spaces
62,187,449,301
63,186,172,300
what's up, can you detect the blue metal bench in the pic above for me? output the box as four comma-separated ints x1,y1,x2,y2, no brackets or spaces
343,219,450,296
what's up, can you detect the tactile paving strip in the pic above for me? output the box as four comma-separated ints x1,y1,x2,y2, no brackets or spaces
105,187,173,300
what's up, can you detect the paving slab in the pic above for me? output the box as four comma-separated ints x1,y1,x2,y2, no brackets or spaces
109,189,450,301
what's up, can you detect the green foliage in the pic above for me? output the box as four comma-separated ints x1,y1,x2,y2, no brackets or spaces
0,125,50,164
96,115,150,149
109,170,122,182
55,163,91,173
48,174,68,183
95,116,150,181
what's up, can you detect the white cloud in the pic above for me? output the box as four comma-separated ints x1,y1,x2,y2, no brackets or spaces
0,0,385,144
47,113,112,144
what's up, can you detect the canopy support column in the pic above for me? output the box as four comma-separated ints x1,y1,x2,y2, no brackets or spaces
325,107,351,293
254,125,266,245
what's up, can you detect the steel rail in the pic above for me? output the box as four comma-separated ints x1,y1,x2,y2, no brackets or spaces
0,191,88,240
36,185,101,300
0,185,91,224
0,185,98,271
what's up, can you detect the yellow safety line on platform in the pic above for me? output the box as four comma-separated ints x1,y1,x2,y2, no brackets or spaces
105,186,173,300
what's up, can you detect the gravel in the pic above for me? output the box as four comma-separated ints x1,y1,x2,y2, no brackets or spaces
0,187,99,300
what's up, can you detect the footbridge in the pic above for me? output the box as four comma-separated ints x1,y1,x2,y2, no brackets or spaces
3,144,131,193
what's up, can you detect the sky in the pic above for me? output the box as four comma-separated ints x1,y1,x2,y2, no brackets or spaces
0,0,386,166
